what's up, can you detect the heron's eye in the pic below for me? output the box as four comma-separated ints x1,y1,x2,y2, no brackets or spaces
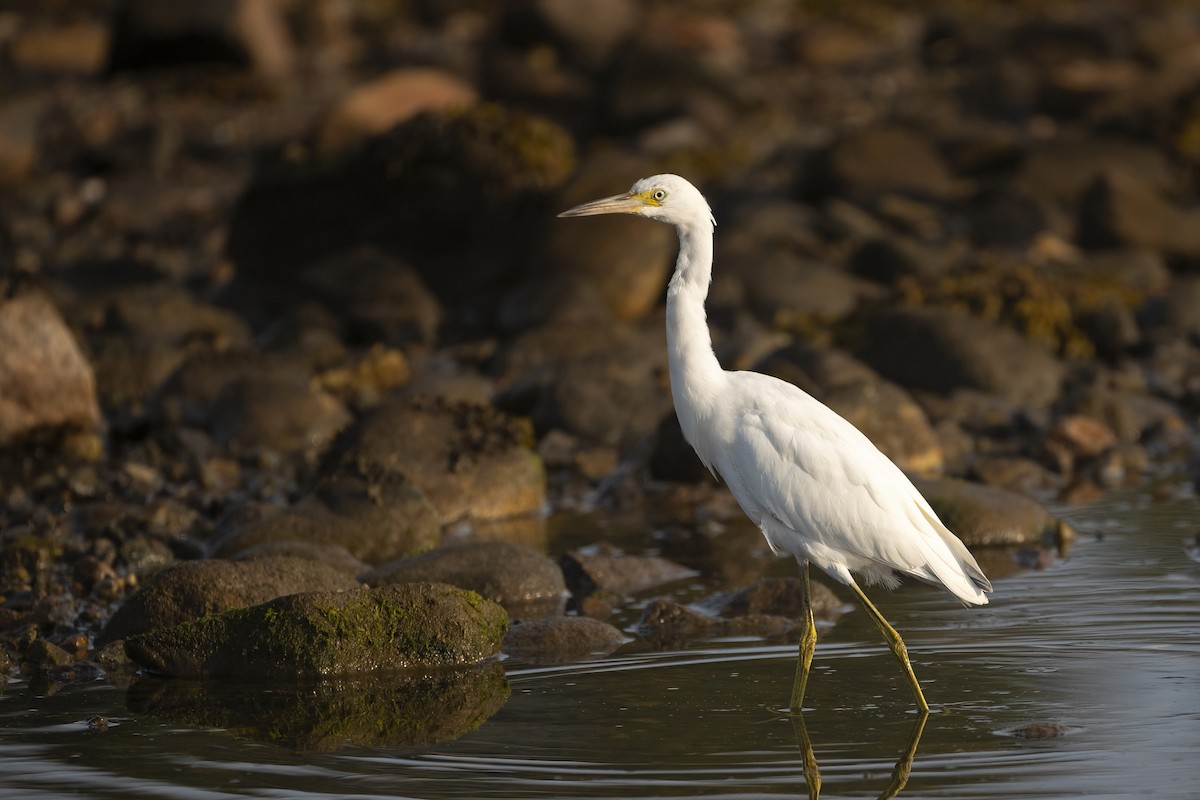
652,189,667,201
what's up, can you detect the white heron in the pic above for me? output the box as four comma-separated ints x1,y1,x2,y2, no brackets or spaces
559,174,992,711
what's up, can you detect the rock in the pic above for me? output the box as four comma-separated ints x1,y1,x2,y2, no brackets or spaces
1141,275,1200,339
503,617,626,663
1003,722,1070,739
970,456,1061,493
559,547,696,598
913,478,1071,548
124,582,508,679
633,598,795,643
528,0,638,67
536,153,677,322
212,480,441,566
126,664,509,750
321,396,545,525
850,236,964,284
812,124,962,200
10,22,112,75
755,342,881,397
698,577,843,621
1012,138,1176,203
532,355,672,452
206,375,351,456
232,541,366,575
110,0,295,79
1062,383,1185,444
1080,168,1200,257
363,542,566,618
96,557,360,647
966,191,1062,250
318,69,479,155
227,105,575,306
84,283,252,350
856,306,1063,408
315,345,411,408
87,334,189,414
1078,300,1140,360
1048,414,1117,459
0,290,102,444
821,380,944,477
23,639,74,669
300,248,441,345
0,95,42,184
649,413,710,483
153,350,276,427
737,252,866,324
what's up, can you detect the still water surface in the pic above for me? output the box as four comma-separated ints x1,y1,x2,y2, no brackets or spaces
2,489,1197,799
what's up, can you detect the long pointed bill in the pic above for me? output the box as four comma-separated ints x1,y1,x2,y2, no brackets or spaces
557,193,645,218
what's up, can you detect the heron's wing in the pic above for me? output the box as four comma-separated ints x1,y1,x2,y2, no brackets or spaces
720,374,989,601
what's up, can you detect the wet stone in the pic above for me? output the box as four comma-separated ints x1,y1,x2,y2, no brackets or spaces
821,380,944,477
97,556,361,647
503,617,626,663
23,639,74,669
633,599,796,645
559,547,696,598
124,582,508,679
211,492,441,567
698,577,844,623
364,542,566,618
914,478,1072,549
321,396,546,525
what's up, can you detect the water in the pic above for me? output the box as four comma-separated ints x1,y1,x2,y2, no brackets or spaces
2,489,1198,799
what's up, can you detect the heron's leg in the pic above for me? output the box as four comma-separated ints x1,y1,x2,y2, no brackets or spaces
789,560,818,711
845,581,930,713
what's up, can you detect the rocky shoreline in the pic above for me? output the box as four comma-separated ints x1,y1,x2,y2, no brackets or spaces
1,0,1198,734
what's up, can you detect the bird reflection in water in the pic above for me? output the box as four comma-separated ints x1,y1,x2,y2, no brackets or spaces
793,711,929,800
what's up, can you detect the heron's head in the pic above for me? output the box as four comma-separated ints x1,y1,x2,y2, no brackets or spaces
557,173,715,230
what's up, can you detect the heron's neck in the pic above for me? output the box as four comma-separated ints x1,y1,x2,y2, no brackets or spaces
666,223,724,442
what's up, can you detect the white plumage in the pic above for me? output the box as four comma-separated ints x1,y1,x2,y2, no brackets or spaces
560,173,991,711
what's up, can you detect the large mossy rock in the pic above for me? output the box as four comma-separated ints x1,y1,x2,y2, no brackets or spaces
97,557,361,647
124,582,508,679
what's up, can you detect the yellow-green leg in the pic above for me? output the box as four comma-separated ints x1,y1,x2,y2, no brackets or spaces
845,581,930,712
789,561,818,712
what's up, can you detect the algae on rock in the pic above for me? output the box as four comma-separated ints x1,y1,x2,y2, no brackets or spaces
125,582,508,679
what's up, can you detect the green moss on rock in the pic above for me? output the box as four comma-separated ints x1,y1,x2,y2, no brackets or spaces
125,582,508,679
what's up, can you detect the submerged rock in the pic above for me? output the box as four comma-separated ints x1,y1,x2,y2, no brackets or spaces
97,556,360,647
125,582,508,679
503,617,626,663
698,577,843,622
635,577,845,646
126,663,509,751
633,598,796,644
364,542,566,618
